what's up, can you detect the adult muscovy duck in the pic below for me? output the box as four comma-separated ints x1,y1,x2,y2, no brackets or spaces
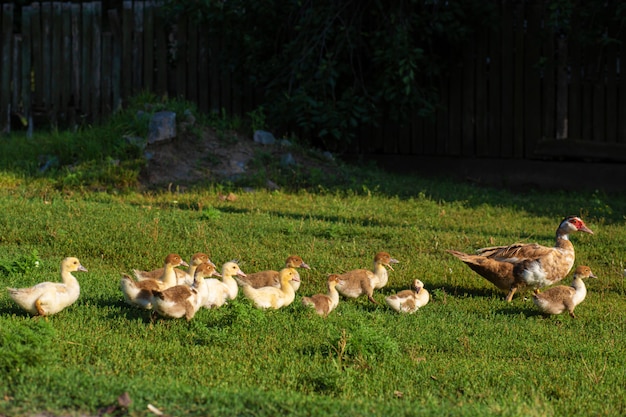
447,216,593,302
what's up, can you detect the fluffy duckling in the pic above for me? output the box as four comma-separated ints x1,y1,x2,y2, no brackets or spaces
335,251,399,304
134,252,210,285
238,255,310,291
301,274,340,317
7,257,87,317
151,262,219,320
447,216,593,301
241,268,299,309
532,265,597,318
201,261,246,309
385,279,430,313
120,253,187,310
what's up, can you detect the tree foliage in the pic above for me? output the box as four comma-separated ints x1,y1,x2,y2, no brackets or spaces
162,0,496,150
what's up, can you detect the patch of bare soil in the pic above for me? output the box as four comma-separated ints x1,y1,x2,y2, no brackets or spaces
138,127,335,190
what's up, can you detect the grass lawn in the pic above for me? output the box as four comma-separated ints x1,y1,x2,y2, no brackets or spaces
1,173,625,416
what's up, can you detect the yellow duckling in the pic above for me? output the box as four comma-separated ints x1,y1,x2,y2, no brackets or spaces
133,252,212,285
301,274,340,317
151,262,219,320
201,261,246,309
7,257,87,317
239,255,310,291
120,253,188,310
385,279,430,313
240,268,299,309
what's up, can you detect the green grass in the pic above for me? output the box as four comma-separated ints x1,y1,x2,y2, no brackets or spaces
0,96,625,415
0,175,625,416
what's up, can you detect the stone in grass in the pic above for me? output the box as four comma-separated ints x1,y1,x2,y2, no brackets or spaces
147,111,177,144
253,130,276,145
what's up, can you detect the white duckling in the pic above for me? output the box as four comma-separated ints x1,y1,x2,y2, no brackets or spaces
532,265,597,318
301,274,340,317
134,252,212,285
151,262,219,320
7,257,87,317
240,268,299,309
385,279,430,313
120,253,188,310
335,251,399,304
239,255,310,291
201,261,246,309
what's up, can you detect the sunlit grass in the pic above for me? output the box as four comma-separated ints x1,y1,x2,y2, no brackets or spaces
0,180,625,416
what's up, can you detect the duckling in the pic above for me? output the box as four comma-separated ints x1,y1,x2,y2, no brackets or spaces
335,251,399,304
120,253,188,310
301,274,340,317
532,265,597,318
385,279,430,313
7,257,87,317
201,261,246,309
239,255,310,291
151,262,219,320
134,252,211,285
240,268,299,309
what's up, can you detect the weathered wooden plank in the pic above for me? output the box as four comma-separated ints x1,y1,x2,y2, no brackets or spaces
447,60,463,156
11,34,22,132
21,6,33,133
0,4,12,132
108,8,122,112
121,1,133,100
51,2,62,124
604,42,618,143
142,2,154,91
132,1,144,93
461,35,476,156
197,30,210,112
474,25,488,156
102,32,112,115
555,35,568,139
42,2,52,111
619,20,626,144
187,19,199,104
61,3,72,124
523,3,542,157
435,76,449,155
175,15,188,98
591,48,606,143
91,2,102,122
153,9,168,95
541,12,556,141
499,0,515,157
30,3,43,111
70,4,81,122
209,38,221,113
81,2,93,118
567,34,582,141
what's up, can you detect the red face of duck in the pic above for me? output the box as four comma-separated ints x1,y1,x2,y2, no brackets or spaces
568,217,594,234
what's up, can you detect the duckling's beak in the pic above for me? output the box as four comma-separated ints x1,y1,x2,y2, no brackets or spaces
78,265,88,272
237,270,247,278
589,272,598,279
387,258,399,271
300,262,311,270
579,225,594,234
180,260,190,268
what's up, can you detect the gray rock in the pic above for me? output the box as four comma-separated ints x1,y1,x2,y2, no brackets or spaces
147,111,177,144
253,130,276,145
281,153,296,166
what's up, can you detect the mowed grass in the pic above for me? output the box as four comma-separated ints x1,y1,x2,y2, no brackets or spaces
0,177,625,416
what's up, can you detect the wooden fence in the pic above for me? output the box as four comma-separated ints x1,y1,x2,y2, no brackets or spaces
1,1,625,161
